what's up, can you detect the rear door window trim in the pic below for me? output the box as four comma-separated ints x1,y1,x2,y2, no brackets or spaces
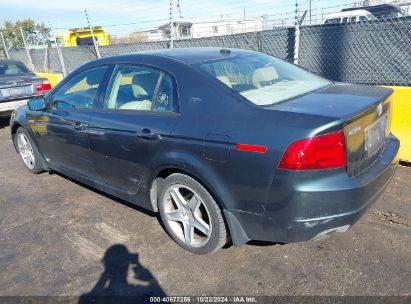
99,63,180,115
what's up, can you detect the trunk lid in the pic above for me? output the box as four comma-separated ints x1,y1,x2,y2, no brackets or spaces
271,83,393,177
343,93,393,177
0,73,45,101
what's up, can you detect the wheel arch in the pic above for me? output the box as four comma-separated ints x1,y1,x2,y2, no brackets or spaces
149,165,228,213
148,165,251,246
11,122,23,152
11,122,49,171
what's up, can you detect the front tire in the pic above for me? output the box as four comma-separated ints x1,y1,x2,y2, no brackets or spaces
14,127,47,174
158,173,228,254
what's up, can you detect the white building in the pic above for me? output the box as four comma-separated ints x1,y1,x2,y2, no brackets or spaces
158,17,265,40
130,28,165,42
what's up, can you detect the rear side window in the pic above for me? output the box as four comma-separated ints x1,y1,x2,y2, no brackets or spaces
104,65,178,113
52,66,108,109
324,18,341,24
0,63,29,76
194,53,330,106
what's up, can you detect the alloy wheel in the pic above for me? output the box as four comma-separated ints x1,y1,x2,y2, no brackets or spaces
163,184,212,247
17,133,35,170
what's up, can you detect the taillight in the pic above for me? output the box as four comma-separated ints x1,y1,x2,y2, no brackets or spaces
35,81,52,92
278,131,346,170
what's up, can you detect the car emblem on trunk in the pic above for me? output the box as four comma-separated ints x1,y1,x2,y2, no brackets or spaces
377,103,383,116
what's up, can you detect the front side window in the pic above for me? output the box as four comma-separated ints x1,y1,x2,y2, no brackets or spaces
52,66,108,109
76,36,97,46
105,65,178,113
194,53,331,106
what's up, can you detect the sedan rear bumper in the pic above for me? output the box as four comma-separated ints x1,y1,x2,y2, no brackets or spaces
225,134,400,246
0,99,28,116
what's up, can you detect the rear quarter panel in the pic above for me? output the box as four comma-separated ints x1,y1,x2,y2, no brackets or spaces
152,67,338,215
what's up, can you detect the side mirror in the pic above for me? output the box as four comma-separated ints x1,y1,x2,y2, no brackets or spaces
27,98,46,111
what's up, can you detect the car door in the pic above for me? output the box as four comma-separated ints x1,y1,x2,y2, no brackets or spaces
33,65,109,177
88,64,180,195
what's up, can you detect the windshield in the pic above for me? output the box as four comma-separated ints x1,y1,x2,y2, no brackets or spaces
0,62,30,77
194,53,331,106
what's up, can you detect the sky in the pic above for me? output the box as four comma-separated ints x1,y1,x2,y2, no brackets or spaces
0,0,355,36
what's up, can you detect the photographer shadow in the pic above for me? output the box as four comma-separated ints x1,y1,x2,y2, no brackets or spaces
79,244,166,302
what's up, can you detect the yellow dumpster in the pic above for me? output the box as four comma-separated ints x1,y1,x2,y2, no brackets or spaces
385,86,411,163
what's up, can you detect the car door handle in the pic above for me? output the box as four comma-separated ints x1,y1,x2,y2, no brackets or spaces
139,128,161,140
72,122,88,131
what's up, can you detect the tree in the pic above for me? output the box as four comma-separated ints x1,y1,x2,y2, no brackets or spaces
1,19,51,49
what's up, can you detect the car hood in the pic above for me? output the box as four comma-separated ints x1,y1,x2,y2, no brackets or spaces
267,83,393,120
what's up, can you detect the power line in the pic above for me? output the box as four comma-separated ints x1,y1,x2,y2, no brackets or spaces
50,0,359,37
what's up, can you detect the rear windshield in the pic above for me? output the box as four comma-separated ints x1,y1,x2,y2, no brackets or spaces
194,53,331,106
0,62,30,77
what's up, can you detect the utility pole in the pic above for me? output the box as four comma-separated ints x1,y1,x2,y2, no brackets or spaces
84,9,101,58
177,0,182,19
0,31,9,59
243,7,246,33
318,0,321,24
309,0,312,25
169,0,174,48
20,27,34,70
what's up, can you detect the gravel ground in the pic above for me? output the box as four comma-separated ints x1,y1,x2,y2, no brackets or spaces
0,117,410,297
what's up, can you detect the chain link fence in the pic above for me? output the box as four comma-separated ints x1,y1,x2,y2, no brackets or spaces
2,16,411,86
298,17,411,86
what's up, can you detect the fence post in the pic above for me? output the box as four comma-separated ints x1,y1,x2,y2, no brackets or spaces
0,31,9,59
84,9,101,59
256,31,262,52
293,0,300,65
19,27,34,70
169,0,174,48
50,24,67,77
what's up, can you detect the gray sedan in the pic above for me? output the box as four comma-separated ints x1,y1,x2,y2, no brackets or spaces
0,59,51,117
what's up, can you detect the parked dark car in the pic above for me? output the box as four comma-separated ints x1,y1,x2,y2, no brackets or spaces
10,48,399,254
0,59,51,117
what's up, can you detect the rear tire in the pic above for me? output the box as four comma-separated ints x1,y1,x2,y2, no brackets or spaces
158,173,228,254
14,127,47,174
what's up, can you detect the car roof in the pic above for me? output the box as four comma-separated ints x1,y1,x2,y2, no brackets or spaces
0,59,25,65
97,47,258,66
